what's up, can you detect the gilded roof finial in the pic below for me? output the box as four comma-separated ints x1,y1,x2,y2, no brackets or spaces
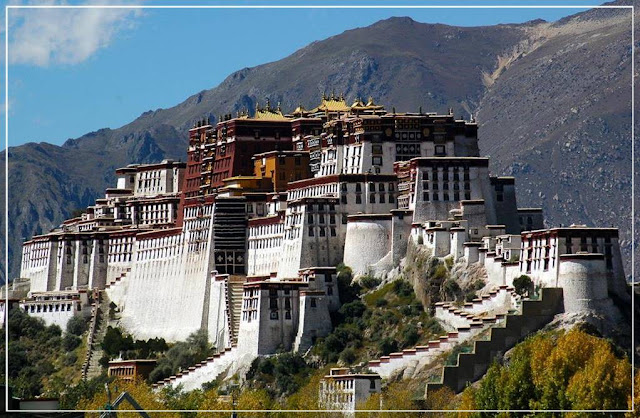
265,98,271,111
330,90,335,100
322,92,326,100
256,102,261,112
392,106,396,114
367,96,374,106
339,92,344,101
277,101,281,112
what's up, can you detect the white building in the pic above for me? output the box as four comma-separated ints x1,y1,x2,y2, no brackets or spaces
320,368,382,412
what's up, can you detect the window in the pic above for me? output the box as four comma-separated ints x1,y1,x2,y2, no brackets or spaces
379,183,385,192
318,203,324,211
433,193,439,201
330,215,336,224
310,298,317,308
356,195,362,204
341,195,347,204
341,183,347,191
269,298,278,309
355,183,362,192
435,145,446,156
423,192,430,201
285,298,291,309
327,286,333,295
372,156,382,166
319,214,325,224
319,227,326,237
285,310,292,320
342,214,348,224
465,192,471,200
389,194,395,203
389,183,395,191
379,194,385,203
270,311,278,320
331,227,337,237
370,194,375,203
308,227,314,237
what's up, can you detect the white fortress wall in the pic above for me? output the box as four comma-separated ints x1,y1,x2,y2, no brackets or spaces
207,275,230,351
483,253,505,287
558,254,612,314
112,204,216,342
20,238,54,293
293,291,333,353
343,215,392,278
390,210,413,264
236,285,261,358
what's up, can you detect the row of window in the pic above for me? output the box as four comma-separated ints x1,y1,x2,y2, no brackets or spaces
422,191,471,202
309,226,338,237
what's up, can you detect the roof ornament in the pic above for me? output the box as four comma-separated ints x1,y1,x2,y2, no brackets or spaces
470,113,475,122
419,106,422,115
367,96,374,106
330,91,336,100
276,102,282,112
265,98,271,111
322,92,327,100
392,106,396,114
256,101,261,112
339,92,344,101
449,107,454,115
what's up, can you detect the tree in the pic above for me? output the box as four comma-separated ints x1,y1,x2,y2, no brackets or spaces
513,275,533,297
66,314,88,336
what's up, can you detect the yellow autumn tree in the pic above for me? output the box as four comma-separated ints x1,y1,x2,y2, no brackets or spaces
77,377,179,418
464,328,632,413
197,386,232,418
626,370,640,417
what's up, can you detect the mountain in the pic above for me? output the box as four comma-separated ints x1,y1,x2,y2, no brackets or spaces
1,1,636,284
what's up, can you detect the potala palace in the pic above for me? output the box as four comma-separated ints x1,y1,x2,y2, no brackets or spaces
15,94,631,402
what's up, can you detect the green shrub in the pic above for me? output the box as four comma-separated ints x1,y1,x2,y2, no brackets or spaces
377,337,398,356
66,315,88,336
338,300,366,322
375,298,388,307
401,324,419,347
392,279,413,297
340,347,357,365
513,275,533,297
63,352,78,367
360,275,381,290
62,333,81,351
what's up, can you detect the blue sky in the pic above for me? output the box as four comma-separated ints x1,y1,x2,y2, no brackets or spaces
2,0,611,147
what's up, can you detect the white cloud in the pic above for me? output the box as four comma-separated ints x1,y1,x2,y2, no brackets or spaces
7,1,142,67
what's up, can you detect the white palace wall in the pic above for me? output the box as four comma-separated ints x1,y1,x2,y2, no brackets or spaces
108,204,216,342
343,216,392,278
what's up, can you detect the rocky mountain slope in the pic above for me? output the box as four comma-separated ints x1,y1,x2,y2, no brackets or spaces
1,1,636,284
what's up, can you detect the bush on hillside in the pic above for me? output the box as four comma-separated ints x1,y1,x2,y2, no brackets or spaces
66,315,88,336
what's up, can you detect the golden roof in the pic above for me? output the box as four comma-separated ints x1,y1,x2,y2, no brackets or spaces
291,104,309,117
253,99,290,121
310,92,351,113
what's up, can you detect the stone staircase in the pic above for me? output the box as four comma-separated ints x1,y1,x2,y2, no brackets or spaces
425,287,563,395
369,285,518,380
368,315,505,380
105,268,131,289
152,346,240,392
435,285,519,330
225,276,246,346
82,291,112,380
